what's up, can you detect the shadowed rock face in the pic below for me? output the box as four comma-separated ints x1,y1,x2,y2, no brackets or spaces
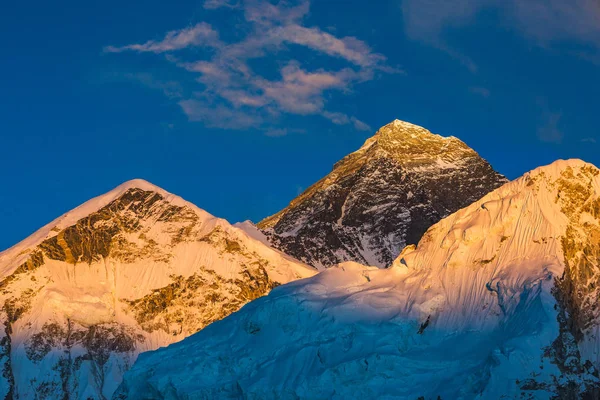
259,120,507,268
514,165,600,398
24,321,144,398
125,262,278,336
553,166,600,340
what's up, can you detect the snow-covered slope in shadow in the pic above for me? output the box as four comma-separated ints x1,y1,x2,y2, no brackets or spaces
117,160,600,399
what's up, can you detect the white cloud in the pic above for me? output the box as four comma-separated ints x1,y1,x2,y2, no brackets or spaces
255,63,352,114
104,23,221,53
242,0,310,26
273,24,387,68
106,0,397,132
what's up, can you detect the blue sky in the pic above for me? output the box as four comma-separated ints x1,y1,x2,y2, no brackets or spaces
1,0,599,251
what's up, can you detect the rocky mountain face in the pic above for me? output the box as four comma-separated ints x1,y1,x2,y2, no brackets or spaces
258,119,507,269
118,159,600,399
0,180,314,399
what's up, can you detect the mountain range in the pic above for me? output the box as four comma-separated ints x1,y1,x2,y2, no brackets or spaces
117,159,600,399
2,119,593,399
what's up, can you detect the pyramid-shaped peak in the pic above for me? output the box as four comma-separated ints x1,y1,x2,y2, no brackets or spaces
259,118,507,268
0,179,198,258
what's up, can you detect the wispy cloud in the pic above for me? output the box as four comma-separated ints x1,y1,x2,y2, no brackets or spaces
101,71,186,99
105,23,221,53
535,97,565,144
469,86,490,98
124,72,184,99
351,117,371,131
401,0,482,71
272,24,387,68
179,99,262,129
105,0,397,133
322,111,371,131
203,0,239,10
265,128,289,137
537,112,563,144
536,98,564,144
255,63,353,115
511,0,600,47
401,0,600,70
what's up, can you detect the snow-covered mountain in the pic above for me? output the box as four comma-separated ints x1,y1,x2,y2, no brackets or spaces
117,159,600,399
0,180,315,399
258,119,507,269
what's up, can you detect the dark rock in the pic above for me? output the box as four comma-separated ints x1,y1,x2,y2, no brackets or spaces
259,120,507,268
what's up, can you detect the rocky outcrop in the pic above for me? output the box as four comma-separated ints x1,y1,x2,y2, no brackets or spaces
125,262,277,336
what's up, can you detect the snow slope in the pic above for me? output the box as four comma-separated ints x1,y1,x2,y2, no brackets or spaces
258,119,506,269
0,180,315,399
117,159,600,399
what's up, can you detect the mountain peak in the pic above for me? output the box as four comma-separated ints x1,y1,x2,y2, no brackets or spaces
109,178,175,201
526,158,597,180
335,119,475,176
118,178,162,191
376,119,454,141
0,178,315,398
492,158,600,206
363,119,476,169
383,119,439,135
0,179,196,262
259,119,507,268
